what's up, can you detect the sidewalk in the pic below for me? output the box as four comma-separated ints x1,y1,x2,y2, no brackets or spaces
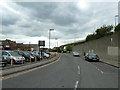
1,54,60,76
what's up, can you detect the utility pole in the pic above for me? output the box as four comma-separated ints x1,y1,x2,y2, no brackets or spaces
49,29,54,51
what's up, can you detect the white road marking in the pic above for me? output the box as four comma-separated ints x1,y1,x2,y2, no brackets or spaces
101,71,104,74
78,66,80,75
96,67,104,74
74,81,79,90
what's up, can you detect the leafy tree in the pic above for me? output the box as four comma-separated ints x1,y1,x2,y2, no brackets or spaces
95,25,113,39
66,45,72,52
114,24,120,32
86,34,96,41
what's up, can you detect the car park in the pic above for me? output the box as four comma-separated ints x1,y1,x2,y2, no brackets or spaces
2,51,25,64
73,52,80,57
85,53,99,62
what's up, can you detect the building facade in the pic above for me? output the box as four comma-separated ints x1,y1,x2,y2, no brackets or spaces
1,39,39,51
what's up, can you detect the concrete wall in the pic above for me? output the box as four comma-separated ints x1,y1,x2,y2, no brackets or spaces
72,33,120,67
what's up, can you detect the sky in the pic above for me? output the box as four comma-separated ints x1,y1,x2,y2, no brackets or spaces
0,0,119,48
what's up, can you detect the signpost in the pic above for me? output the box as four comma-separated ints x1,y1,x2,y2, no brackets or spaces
38,40,45,60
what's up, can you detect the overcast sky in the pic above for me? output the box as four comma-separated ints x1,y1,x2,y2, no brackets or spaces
0,0,119,48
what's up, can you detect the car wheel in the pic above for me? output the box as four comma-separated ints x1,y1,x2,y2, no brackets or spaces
26,58,29,62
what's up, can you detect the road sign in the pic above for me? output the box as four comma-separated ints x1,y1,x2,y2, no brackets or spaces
38,41,45,46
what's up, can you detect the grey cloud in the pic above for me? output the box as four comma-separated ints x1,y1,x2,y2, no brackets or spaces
2,2,117,46
2,11,19,26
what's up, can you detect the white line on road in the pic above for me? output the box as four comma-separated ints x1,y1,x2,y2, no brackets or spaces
101,71,104,74
78,66,80,75
96,67,104,74
74,81,79,90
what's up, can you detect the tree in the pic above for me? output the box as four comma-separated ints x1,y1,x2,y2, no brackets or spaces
114,24,120,32
86,34,96,41
66,45,72,52
95,25,113,39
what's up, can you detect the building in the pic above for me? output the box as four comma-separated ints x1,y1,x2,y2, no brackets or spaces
17,43,30,51
2,39,17,50
1,39,39,51
23,44,39,51
118,1,120,24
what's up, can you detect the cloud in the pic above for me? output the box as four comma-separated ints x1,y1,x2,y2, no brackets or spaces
1,1,118,47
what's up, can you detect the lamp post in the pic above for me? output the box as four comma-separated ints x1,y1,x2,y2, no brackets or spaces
49,29,54,51
115,15,119,27
55,38,58,52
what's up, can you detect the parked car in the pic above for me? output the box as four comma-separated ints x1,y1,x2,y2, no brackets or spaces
0,51,7,67
85,53,99,62
43,52,50,58
31,51,41,61
2,51,25,64
73,52,80,57
15,51,35,62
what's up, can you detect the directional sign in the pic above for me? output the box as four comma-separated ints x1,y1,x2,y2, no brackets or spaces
38,41,45,46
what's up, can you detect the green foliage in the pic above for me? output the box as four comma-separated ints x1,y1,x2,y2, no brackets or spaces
114,24,120,32
86,25,113,41
62,25,115,47
86,34,96,41
66,45,72,52
51,48,61,52
95,25,113,39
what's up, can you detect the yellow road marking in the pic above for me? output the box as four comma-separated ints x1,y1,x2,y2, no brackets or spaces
1,56,61,80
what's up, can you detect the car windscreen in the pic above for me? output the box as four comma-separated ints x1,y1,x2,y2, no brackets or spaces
9,52,19,56
24,51,31,55
89,54,97,57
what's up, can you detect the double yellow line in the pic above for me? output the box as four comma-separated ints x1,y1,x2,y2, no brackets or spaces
1,56,61,80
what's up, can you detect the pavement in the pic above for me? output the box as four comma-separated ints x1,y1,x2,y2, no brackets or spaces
2,53,119,89
1,55,60,76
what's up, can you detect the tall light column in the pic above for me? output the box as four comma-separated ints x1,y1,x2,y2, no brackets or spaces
49,29,54,51
115,15,119,27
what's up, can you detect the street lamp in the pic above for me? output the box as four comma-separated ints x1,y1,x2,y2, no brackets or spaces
55,38,58,47
49,29,54,51
115,15,119,27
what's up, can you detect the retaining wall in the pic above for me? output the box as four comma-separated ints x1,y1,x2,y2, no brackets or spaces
72,33,120,67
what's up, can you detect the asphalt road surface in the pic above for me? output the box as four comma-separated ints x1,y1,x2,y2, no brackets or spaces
2,53,118,89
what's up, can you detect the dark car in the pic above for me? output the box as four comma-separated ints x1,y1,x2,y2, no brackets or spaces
85,53,99,62
0,51,7,67
15,51,35,62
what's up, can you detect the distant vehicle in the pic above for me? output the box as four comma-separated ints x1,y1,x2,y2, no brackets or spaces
0,51,7,67
73,52,80,57
2,51,25,64
85,53,99,62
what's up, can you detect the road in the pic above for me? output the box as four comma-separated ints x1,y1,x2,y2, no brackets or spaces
2,53,118,89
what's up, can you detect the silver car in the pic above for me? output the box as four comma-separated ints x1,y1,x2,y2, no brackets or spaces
2,51,25,64
73,52,80,57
